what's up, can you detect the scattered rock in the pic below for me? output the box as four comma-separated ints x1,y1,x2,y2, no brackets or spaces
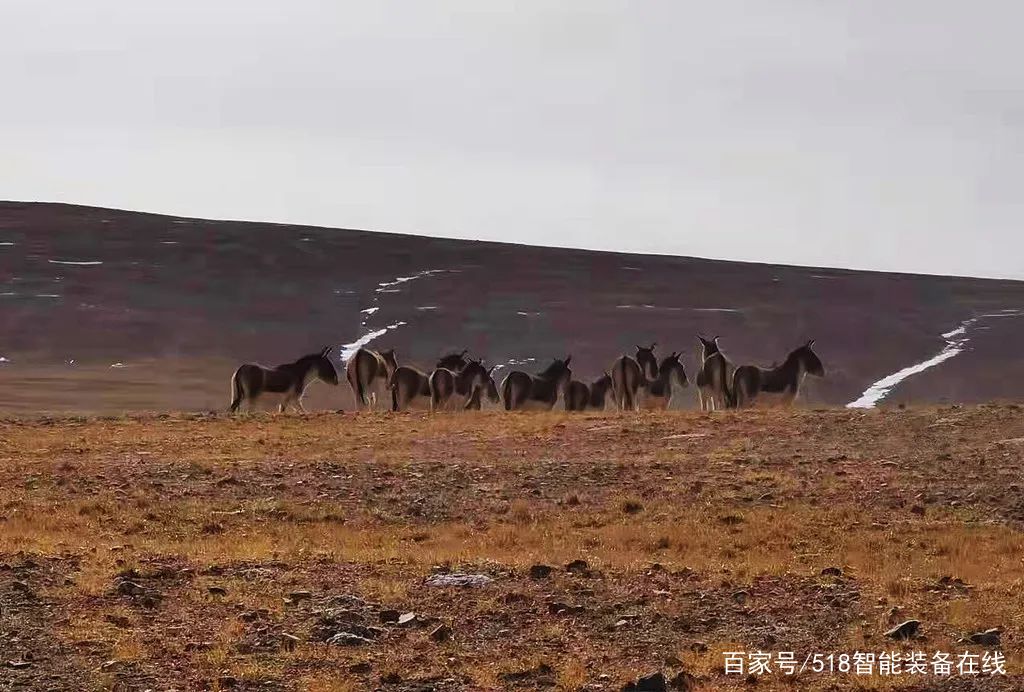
379,609,400,623
348,661,372,674
565,559,589,574
429,624,452,642
184,641,213,652
885,620,921,640
397,612,419,627
499,663,555,685
529,564,554,579
380,672,403,685
11,580,31,594
6,660,32,669
113,578,161,607
963,628,1002,646
104,614,131,628
217,675,238,689
669,671,697,690
114,580,146,596
207,585,228,597
549,602,585,616
311,607,382,642
689,641,708,653
99,660,122,672
622,671,667,691
622,500,644,514
424,573,493,588
820,566,843,577
937,576,972,591
280,633,300,651
286,590,313,604
910,504,926,516
326,632,373,647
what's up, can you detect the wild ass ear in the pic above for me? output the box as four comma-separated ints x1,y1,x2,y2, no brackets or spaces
321,346,333,357
713,335,721,343
650,342,657,351
806,339,815,347
564,355,572,366
488,365,496,375
460,349,468,358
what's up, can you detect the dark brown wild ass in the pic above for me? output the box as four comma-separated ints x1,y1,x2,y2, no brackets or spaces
390,351,471,412
731,340,825,408
695,335,734,411
565,373,614,411
610,344,658,411
430,360,499,411
638,352,688,410
230,346,339,413
501,357,573,411
346,347,398,410
464,371,501,410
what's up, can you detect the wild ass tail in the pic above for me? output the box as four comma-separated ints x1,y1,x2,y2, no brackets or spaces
229,368,244,412
501,376,513,411
718,356,736,408
726,368,741,408
348,364,366,408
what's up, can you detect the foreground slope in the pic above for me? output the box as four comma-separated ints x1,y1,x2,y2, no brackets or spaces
2,202,1024,413
1,406,1022,690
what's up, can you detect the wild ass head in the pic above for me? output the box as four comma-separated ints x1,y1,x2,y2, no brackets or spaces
635,343,658,380
658,352,688,387
310,346,340,385
538,356,573,392
697,335,721,360
436,349,470,371
794,340,825,377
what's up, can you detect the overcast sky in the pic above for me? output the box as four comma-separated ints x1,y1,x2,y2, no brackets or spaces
2,1,1022,279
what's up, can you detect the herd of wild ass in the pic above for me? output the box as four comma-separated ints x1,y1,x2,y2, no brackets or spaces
229,337,825,413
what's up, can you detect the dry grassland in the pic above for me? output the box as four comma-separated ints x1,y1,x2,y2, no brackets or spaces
1,405,1022,690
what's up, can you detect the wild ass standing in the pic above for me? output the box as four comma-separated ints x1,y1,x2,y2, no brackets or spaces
565,373,614,411
430,360,499,410
695,335,734,411
464,369,501,410
730,340,825,408
638,352,688,410
229,346,339,413
346,347,398,410
390,351,471,412
436,350,470,371
610,344,658,411
501,357,573,411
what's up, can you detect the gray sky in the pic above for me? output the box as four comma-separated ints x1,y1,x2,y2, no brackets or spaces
3,1,1022,279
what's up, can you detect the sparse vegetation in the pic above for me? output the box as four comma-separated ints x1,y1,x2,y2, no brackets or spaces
1,406,1022,689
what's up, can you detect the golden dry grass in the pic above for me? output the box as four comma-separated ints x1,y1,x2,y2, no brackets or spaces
1,406,1022,690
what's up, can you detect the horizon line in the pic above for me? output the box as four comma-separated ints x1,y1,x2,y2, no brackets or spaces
4,198,1022,284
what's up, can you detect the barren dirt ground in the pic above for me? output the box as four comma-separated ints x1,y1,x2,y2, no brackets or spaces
1,406,1023,691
